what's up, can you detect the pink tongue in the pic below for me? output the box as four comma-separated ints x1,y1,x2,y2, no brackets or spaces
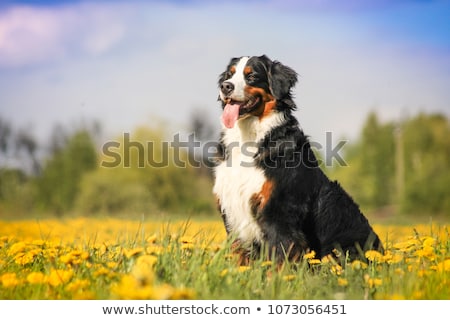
222,103,241,128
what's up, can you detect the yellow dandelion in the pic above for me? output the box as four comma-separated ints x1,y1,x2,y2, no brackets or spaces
337,278,348,287
31,239,45,246
415,246,435,260
261,261,272,267
364,274,382,288
331,264,343,275
146,234,158,243
1,272,20,287
282,275,296,281
136,254,158,267
14,249,39,265
131,255,157,285
383,252,403,264
26,272,46,284
106,261,118,269
303,251,316,260
220,269,228,277
365,250,383,262
123,247,144,259
65,279,90,292
47,269,74,287
93,267,111,277
308,259,321,265
422,237,436,248
238,266,251,273
179,236,195,244
7,241,27,256
436,259,450,272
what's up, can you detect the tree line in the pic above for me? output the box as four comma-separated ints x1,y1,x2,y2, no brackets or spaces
329,111,450,216
0,111,448,218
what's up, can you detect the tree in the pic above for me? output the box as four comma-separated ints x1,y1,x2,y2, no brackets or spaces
35,130,97,215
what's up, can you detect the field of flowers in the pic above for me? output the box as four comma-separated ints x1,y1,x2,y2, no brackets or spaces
0,217,449,300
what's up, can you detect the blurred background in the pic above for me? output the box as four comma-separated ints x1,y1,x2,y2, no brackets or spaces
0,0,449,221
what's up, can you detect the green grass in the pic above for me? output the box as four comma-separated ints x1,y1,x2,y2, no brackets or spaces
0,218,449,299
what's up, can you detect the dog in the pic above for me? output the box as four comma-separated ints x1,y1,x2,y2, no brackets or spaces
213,55,382,263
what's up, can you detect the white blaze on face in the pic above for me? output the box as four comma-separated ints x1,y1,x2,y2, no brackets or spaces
220,56,249,102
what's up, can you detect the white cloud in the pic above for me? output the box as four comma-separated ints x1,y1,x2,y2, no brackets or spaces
0,3,132,68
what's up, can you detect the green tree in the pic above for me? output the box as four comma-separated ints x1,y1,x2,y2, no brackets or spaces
401,113,450,214
76,126,215,216
35,130,97,215
330,112,395,210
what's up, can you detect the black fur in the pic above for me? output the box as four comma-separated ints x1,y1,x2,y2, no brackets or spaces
215,55,383,263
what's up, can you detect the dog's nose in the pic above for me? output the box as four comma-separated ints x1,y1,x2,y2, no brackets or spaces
220,81,234,96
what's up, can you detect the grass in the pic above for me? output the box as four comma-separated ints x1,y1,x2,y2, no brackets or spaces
0,217,449,299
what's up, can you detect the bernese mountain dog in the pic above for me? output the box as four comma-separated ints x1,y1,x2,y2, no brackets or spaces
213,55,383,263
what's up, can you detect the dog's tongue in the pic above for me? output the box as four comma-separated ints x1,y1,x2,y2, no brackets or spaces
222,103,241,129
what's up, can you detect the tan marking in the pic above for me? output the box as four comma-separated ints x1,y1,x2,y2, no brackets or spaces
250,180,274,217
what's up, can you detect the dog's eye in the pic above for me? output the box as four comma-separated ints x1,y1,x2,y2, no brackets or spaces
246,73,256,82
224,71,233,80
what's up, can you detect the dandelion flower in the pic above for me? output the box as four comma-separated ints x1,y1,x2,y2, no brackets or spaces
436,259,450,272
303,251,316,260
365,250,383,262
238,266,251,273
282,275,296,281
337,278,348,287
1,273,20,287
47,269,74,287
124,247,144,259
26,272,45,284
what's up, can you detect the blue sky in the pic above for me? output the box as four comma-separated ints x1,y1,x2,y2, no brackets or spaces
0,0,449,150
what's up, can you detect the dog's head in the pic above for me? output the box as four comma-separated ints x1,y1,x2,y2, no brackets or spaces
218,55,297,128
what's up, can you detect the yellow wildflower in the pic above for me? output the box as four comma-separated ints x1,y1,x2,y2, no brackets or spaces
238,266,251,272
65,279,90,292
146,234,158,243
123,247,144,259
131,255,157,285
26,272,46,284
261,261,272,267
47,269,74,287
179,236,195,244
1,272,20,287
308,259,321,265
364,274,382,288
435,259,450,272
337,278,348,287
220,269,228,277
422,237,436,248
331,264,343,275
365,250,383,262
8,241,27,256
303,251,316,260
282,275,296,281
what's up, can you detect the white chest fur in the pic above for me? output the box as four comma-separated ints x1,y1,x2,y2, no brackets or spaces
213,112,286,245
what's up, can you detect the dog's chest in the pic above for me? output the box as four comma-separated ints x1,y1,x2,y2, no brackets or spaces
214,151,265,245
213,119,270,245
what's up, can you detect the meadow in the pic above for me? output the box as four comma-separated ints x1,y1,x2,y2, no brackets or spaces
0,217,449,300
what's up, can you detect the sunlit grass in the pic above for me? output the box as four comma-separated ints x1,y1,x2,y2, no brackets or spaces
0,218,449,299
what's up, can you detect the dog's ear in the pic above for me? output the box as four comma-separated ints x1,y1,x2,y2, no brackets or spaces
218,57,240,87
268,61,297,100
